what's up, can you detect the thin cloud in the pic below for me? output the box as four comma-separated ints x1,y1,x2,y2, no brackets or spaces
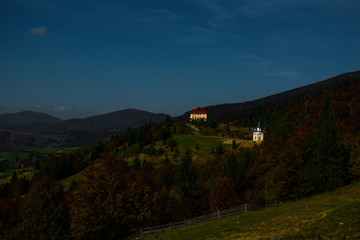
54,106,72,112
197,0,232,20
26,26,47,36
190,26,215,35
138,9,183,23
236,54,302,80
176,26,216,44
203,48,226,54
147,9,183,21
239,0,360,17
226,31,243,40
237,54,274,65
267,70,303,79
175,36,215,44
115,98,128,102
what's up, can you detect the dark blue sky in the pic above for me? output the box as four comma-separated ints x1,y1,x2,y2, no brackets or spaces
1,0,359,119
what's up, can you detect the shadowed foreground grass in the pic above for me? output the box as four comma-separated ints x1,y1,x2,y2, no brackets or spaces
143,182,360,240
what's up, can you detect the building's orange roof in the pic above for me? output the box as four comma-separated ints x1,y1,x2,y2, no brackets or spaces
190,107,209,114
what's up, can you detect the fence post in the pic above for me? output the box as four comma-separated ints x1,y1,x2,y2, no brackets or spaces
169,222,171,231
245,203,247,214
218,210,220,219
140,227,143,236
185,219,187,226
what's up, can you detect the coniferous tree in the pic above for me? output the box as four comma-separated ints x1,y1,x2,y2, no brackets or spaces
313,93,349,191
232,140,237,149
238,149,253,190
350,136,360,179
10,172,18,186
215,142,224,155
174,148,198,204
221,154,239,184
132,156,141,170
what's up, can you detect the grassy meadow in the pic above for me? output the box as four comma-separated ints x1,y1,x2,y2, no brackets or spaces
143,181,360,240
0,147,78,184
0,147,78,164
0,169,34,185
0,152,29,168
173,134,253,164
25,147,78,154
60,171,84,190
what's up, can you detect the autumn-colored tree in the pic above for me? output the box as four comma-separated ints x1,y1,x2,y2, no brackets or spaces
166,137,178,150
155,163,174,190
11,177,29,198
70,154,153,239
209,177,240,211
4,176,70,240
0,197,22,235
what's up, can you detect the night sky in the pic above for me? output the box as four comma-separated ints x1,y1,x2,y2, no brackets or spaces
1,0,359,119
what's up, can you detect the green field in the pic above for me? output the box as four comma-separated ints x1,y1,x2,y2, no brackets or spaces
0,168,34,185
173,134,227,164
143,181,360,240
173,134,221,151
25,147,78,154
0,152,29,169
0,148,78,165
60,171,85,190
0,147,79,184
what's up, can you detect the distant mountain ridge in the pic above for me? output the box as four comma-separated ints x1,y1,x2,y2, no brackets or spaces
0,111,62,126
0,109,167,134
0,109,167,150
42,109,167,134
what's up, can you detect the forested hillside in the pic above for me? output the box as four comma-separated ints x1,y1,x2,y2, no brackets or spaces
179,70,360,121
0,72,359,239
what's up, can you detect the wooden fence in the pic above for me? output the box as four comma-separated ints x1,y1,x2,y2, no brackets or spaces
124,203,263,240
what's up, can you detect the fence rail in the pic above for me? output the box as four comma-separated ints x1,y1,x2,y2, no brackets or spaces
124,203,263,240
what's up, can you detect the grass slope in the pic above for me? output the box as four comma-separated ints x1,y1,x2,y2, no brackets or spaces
172,134,253,164
143,182,360,240
60,171,84,190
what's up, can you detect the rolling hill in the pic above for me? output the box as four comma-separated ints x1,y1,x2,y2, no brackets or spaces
0,109,167,150
0,111,63,126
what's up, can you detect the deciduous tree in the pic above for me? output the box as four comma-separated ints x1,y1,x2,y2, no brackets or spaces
5,176,70,240
70,154,153,239
209,177,240,211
